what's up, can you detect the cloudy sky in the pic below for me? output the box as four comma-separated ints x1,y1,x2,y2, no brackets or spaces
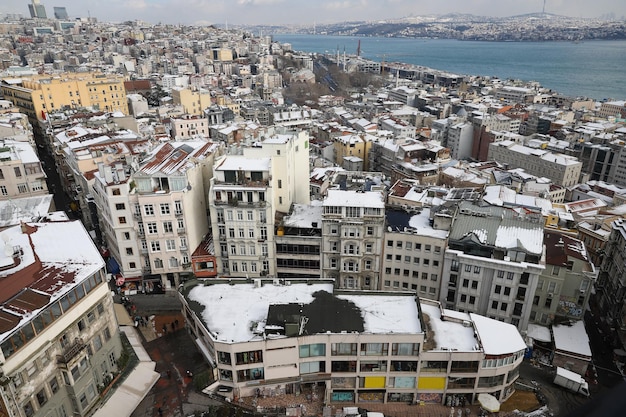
2,0,624,26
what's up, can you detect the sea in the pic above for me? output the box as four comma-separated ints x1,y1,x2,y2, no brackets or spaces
272,34,626,101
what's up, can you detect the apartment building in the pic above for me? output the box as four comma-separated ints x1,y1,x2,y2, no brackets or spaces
170,114,209,139
321,189,385,290
381,208,448,299
530,232,597,326
0,219,123,417
488,140,582,187
171,88,213,116
0,73,128,136
333,134,372,172
92,140,221,292
208,155,275,277
440,201,545,330
596,218,626,348
179,279,526,406
0,140,48,200
275,203,322,279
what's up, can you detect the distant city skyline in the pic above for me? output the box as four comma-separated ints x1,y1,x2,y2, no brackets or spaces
1,0,625,25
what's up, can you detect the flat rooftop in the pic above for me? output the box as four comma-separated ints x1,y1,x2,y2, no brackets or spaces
185,281,421,343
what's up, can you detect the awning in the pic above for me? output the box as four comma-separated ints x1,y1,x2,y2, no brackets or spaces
107,256,120,275
477,393,500,413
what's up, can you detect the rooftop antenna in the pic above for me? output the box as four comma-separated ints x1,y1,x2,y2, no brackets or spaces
225,19,228,31
542,0,546,16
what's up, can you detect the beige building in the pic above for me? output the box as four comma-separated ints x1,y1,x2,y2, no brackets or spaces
381,208,448,299
0,218,123,417
488,140,582,187
180,280,526,406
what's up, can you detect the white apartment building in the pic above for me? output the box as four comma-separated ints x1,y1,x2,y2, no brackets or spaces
0,140,48,200
208,131,310,278
209,155,275,277
488,140,582,187
446,122,474,160
93,140,221,291
440,201,545,331
180,280,526,406
321,189,385,290
0,219,123,417
381,208,448,298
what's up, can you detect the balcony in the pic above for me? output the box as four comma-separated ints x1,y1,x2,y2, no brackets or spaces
57,338,85,364
177,227,186,234
175,210,183,217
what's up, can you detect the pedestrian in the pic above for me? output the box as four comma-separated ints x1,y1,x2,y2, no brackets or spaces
171,322,175,332
157,407,163,416
162,324,167,335
174,319,179,328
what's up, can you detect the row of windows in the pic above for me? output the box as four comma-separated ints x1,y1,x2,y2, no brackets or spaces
386,240,441,253
0,274,104,359
385,254,440,268
384,268,438,281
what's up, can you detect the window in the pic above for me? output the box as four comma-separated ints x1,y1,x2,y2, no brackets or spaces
14,167,21,177
471,280,478,289
147,222,157,234
160,203,170,215
504,286,511,296
462,279,469,288
469,296,476,305
115,203,125,210
144,204,154,215
495,285,501,294
507,272,514,280
17,183,27,193
166,239,176,251
123,232,130,240
278,179,282,188
497,270,505,278
500,302,508,311
0,185,6,196
125,247,133,255
150,241,161,252
474,266,481,274
492,300,498,309
300,343,326,357
465,264,472,272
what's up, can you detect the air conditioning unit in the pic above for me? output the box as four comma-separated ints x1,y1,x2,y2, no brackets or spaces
548,292,554,298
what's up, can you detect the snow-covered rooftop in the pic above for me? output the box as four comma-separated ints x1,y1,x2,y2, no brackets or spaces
323,189,385,208
470,313,527,355
552,320,592,358
186,282,421,343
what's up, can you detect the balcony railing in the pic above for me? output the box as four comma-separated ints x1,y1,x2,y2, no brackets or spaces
57,338,85,364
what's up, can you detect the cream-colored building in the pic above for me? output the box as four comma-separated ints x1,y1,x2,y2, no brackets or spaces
170,114,209,139
171,88,213,116
180,280,526,406
0,218,123,417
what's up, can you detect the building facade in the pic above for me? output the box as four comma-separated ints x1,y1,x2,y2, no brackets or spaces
179,280,526,407
0,219,123,417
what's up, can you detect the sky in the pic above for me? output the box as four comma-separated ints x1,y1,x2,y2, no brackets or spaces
1,0,625,26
